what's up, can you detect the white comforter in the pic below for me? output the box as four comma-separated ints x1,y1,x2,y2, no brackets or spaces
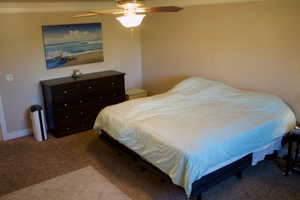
94,77,296,196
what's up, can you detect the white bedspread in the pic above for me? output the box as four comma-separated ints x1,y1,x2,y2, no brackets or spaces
94,77,296,196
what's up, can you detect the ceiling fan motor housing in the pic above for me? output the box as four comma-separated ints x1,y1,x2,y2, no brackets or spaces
116,0,144,8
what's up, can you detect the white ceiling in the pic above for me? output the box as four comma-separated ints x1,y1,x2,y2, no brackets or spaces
0,0,264,13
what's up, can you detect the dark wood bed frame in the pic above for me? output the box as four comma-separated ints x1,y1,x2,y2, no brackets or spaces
99,131,256,200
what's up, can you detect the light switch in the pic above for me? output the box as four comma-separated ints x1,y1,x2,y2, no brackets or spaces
5,74,14,82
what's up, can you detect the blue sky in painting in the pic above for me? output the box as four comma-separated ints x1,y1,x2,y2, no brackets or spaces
43,23,102,45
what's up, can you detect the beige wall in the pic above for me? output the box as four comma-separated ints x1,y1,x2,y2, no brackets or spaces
1,0,300,135
141,0,300,119
0,12,143,133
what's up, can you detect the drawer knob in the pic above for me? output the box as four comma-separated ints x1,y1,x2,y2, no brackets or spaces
64,103,68,107
79,100,83,104
65,115,69,119
88,86,93,89
111,82,115,86
64,90,68,94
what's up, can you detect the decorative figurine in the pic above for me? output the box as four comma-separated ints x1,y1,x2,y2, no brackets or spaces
71,69,82,78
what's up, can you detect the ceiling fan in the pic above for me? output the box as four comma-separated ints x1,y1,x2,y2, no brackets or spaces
74,0,183,28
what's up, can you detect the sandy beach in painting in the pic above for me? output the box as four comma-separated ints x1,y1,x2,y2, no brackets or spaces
62,51,104,67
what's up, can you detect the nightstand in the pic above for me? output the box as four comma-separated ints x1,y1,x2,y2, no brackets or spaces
126,88,148,100
285,126,300,175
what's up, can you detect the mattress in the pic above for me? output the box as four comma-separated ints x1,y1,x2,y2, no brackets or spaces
94,77,296,196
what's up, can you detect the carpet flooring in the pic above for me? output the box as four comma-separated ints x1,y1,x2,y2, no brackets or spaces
0,166,132,200
0,131,299,200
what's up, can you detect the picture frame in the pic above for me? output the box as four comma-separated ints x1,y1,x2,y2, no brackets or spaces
42,23,104,69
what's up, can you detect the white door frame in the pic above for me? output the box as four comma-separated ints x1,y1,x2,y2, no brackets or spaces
0,95,8,141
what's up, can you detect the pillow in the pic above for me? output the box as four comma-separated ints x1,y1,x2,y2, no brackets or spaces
170,77,224,94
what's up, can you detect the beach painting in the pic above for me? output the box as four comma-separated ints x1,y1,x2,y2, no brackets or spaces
42,23,104,69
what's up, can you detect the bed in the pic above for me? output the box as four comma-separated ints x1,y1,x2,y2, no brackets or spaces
94,77,296,199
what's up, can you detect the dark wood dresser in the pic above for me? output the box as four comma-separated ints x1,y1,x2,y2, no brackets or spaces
41,70,126,138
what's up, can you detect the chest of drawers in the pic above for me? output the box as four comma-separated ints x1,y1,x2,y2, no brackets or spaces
41,70,125,138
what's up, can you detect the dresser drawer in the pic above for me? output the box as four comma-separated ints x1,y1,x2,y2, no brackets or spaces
52,84,77,97
56,126,85,137
109,76,124,88
54,110,87,121
54,106,101,123
52,81,99,103
76,80,98,94
56,118,95,135
109,88,125,99
88,94,122,108
97,76,124,90
53,97,90,111
53,101,74,111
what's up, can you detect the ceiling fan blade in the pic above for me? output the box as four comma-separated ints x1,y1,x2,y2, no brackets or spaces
92,9,125,15
136,6,183,13
74,9,125,18
73,13,100,18
73,5,183,18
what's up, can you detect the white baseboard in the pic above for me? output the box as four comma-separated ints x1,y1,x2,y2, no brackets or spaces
4,129,32,141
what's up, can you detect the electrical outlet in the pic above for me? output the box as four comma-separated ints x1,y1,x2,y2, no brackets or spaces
5,74,14,82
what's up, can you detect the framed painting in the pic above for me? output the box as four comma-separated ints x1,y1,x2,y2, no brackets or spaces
42,23,104,69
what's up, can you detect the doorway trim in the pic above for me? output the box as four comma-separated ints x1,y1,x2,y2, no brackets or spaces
0,95,8,141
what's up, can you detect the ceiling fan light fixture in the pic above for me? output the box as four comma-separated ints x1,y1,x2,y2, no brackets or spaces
116,13,145,28
124,3,140,9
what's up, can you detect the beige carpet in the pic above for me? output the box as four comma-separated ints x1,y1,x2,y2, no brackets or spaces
0,166,132,200
1,131,300,200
